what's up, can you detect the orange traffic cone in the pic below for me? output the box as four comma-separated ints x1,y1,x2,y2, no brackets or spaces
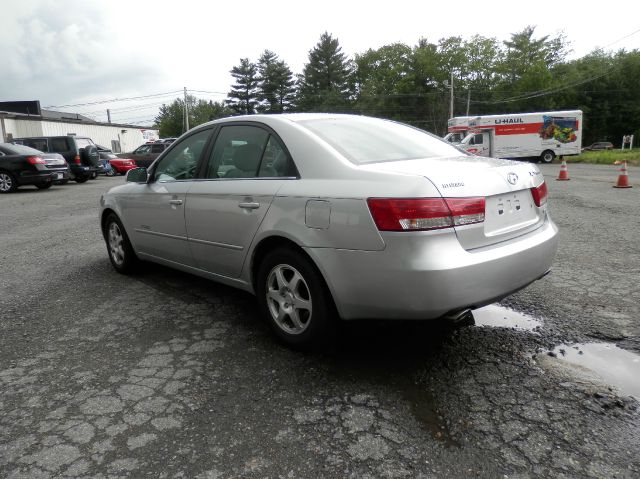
613,161,632,188
556,158,570,181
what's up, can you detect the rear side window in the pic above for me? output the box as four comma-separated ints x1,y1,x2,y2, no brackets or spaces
204,125,269,179
50,138,70,152
151,144,165,153
23,139,49,152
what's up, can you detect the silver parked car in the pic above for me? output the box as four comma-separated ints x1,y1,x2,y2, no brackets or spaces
100,114,558,347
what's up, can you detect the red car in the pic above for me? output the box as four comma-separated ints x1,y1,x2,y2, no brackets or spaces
100,152,137,175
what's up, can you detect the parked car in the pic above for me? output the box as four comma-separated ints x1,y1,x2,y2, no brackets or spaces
104,152,137,175
0,143,69,193
118,142,168,168
582,142,614,151
100,114,558,347
11,135,100,182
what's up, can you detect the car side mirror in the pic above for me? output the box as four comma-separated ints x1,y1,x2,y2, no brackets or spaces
126,167,148,183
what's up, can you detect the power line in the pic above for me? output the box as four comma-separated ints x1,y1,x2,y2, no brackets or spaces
45,90,183,109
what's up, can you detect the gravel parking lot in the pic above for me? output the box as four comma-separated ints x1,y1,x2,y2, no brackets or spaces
1,163,638,478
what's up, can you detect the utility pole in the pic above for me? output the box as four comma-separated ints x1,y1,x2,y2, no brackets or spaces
466,89,471,116
184,87,189,132
107,109,111,124
449,71,454,119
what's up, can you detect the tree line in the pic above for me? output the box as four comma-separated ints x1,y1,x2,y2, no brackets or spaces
155,28,640,145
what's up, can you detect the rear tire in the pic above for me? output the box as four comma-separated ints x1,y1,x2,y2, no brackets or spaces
0,171,18,193
256,247,335,349
540,150,555,164
104,213,139,274
75,176,89,183
35,181,53,190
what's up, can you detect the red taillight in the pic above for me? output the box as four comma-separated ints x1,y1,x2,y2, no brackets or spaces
367,197,485,232
530,182,548,207
26,156,45,165
73,155,82,165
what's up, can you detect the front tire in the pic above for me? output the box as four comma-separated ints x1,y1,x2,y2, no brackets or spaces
256,247,335,348
104,213,139,274
540,150,555,164
0,171,18,193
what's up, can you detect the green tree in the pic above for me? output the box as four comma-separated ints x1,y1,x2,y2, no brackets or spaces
154,96,232,137
297,32,353,111
155,99,185,137
354,43,416,120
493,26,570,112
256,50,296,113
227,58,259,114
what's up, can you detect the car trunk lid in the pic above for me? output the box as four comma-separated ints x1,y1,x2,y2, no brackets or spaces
360,155,547,250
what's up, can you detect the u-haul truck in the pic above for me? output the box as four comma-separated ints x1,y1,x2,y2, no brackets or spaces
446,110,582,163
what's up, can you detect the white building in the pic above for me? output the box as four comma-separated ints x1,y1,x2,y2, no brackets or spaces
0,101,159,153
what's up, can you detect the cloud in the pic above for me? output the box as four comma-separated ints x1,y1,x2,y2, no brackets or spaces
0,0,164,107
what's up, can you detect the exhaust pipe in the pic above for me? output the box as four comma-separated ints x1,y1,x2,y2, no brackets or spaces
444,309,474,325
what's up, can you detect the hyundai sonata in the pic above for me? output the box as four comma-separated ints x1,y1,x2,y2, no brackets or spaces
100,114,558,347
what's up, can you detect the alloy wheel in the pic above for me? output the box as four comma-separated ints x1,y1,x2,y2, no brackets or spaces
266,264,313,335
108,221,125,267
0,173,14,192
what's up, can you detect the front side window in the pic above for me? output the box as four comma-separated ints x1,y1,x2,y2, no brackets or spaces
151,144,165,153
471,134,483,145
154,129,211,182
135,145,151,154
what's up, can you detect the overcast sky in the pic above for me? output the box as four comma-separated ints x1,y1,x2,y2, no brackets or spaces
1,0,639,126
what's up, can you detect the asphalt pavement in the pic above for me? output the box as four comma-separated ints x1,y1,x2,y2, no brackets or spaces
0,163,638,478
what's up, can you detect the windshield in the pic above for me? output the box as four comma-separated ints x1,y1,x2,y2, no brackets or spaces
298,117,466,164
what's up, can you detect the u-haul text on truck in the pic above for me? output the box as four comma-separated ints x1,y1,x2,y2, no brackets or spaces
446,111,582,163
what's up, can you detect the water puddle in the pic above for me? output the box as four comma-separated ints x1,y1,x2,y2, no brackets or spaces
471,304,542,332
551,343,640,399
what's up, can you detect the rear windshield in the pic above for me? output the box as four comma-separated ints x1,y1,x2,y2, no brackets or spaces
4,143,44,155
298,117,466,164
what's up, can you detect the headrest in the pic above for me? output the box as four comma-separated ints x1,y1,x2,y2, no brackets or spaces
232,144,262,172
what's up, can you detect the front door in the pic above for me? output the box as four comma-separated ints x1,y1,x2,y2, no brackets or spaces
122,129,213,266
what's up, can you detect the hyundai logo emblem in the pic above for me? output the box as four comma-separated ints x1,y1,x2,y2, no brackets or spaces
507,172,518,185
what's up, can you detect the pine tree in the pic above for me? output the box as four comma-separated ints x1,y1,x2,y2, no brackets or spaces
256,50,296,113
297,32,353,112
226,58,259,115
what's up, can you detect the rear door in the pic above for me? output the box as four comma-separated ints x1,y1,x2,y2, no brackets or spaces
185,124,291,278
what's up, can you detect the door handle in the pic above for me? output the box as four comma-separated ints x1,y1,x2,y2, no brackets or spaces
238,202,260,210
169,199,183,205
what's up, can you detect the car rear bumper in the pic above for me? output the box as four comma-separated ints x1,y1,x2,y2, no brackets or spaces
306,217,559,320
17,171,57,185
70,165,100,177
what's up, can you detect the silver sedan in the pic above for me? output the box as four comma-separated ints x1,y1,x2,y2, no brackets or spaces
100,114,558,347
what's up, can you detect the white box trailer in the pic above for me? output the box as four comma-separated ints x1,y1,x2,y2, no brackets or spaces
446,110,583,163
